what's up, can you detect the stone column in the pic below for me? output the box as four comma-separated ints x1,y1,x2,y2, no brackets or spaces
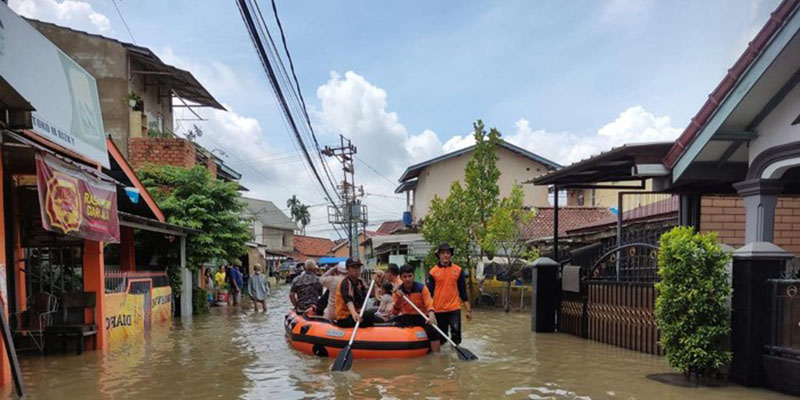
728,178,790,386
531,257,558,333
732,179,783,243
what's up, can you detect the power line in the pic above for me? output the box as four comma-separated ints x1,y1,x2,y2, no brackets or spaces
355,155,397,187
109,0,136,44
236,0,343,238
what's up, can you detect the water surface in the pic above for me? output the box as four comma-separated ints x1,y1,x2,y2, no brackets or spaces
13,286,794,399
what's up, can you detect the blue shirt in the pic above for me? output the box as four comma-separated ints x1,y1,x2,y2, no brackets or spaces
231,268,243,288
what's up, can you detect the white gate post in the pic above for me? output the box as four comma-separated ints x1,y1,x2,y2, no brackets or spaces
180,235,192,318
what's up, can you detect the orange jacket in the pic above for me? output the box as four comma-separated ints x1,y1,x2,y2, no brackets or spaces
334,277,368,320
392,282,434,316
427,263,468,312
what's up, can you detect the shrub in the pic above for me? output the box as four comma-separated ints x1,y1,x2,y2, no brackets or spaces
192,286,210,315
656,226,732,379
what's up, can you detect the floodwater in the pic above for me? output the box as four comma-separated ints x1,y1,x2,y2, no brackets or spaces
11,286,795,400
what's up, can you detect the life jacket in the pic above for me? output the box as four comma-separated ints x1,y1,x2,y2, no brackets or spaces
392,282,434,316
428,263,466,312
334,277,367,320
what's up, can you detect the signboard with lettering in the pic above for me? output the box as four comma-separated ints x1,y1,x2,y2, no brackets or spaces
0,3,109,167
35,152,120,243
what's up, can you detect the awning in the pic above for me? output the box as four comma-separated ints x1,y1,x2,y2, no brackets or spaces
531,142,673,187
119,212,199,237
318,257,347,265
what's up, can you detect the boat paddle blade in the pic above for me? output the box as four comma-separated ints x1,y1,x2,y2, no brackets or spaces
455,345,478,361
331,345,353,372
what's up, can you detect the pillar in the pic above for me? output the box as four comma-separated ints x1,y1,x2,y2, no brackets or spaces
733,179,783,243
727,178,790,386
180,236,192,318
678,193,701,230
0,150,10,385
530,257,559,333
119,226,136,271
83,240,106,350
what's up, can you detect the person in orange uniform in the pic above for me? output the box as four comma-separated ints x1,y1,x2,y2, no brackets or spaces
392,264,440,352
427,242,472,345
333,257,378,328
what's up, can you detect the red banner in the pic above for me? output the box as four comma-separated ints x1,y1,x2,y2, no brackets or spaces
35,152,120,243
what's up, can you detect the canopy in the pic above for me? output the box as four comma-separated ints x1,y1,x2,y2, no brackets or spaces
318,257,347,265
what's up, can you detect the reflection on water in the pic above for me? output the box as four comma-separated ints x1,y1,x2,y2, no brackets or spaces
11,286,795,399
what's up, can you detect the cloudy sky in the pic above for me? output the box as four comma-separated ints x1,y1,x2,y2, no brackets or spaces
10,0,777,237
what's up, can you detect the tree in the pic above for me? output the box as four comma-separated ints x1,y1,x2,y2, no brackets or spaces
422,181,472,267
655,226,732,380
481,184,539,312
463,120,502,300
138,164,251,292
287,195,311,234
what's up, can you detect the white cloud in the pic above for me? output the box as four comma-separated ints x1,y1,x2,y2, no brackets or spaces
508,105,679,165
10,0,112,35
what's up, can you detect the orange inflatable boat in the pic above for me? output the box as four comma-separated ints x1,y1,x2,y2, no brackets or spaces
284,311,431,359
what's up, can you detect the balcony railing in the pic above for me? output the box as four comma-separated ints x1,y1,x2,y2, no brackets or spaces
105,270,169,293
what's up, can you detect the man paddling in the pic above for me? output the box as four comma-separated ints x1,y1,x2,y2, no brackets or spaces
392,264,440,352
427,242,472,346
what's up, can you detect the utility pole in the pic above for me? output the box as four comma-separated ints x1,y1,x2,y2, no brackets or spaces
322,135,367,259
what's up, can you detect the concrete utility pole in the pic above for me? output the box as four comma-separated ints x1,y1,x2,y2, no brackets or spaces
322,135,368,258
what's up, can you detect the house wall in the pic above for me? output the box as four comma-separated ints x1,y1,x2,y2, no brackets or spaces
567,181,655,209
412,147,551,221
128,137,196,170
748,84,800,167
128,60,174,136
701,195,800,255
263,226,293,253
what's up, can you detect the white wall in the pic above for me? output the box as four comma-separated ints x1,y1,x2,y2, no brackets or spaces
411,147,551,221
749,84,800,166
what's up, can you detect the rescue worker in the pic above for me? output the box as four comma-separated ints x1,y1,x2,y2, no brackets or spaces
427,242,472,345
333,257,379,328
391,264,440,352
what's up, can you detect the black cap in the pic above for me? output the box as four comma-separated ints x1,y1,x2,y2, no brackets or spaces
436,242,454,255
346,257,363,268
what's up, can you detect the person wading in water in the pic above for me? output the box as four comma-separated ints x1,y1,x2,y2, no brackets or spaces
427,242,472,346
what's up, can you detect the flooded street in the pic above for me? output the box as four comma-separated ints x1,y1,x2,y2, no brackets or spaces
12,286,794,399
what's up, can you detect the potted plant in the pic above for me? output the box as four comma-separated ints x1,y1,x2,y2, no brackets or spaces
124,92,143,110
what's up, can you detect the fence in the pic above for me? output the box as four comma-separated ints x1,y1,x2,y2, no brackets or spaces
766,278,800,358
105,270,169,293
586,282,662,355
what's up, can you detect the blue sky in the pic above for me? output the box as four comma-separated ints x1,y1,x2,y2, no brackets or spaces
11,0,778,235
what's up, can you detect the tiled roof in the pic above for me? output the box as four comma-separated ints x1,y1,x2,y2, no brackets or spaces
293,235,336,261
521,207,613,241
566,197,679,235
663,0,800,167
377,220,405,234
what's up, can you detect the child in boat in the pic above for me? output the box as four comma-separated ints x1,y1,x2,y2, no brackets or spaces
391,264,441,352
375,281,394,321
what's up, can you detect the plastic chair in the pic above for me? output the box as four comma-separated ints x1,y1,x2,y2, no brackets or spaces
13,292,58,353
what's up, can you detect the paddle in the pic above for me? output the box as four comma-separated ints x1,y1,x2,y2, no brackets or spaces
331,278,376,372
400,294,478,361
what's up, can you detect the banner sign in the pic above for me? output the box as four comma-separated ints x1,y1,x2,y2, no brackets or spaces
151,287,173,323
35,152,120,243
105,292,145,343
0,3,109,167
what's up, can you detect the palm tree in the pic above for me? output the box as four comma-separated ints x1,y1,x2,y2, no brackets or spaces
287,195,311,234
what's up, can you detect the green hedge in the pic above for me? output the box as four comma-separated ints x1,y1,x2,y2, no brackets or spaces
655,226,732,378
192,287,210,315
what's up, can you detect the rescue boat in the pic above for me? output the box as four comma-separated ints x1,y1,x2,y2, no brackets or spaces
284,311,431,359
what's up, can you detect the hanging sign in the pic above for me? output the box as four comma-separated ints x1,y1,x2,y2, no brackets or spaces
35,152,120,243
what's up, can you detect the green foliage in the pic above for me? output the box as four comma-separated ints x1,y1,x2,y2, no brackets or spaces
464,120,502,244
138,164,250,277
192,286,210,315
421,181,472,266
655,226,732,378
482,184,539,311
286,195,311,233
